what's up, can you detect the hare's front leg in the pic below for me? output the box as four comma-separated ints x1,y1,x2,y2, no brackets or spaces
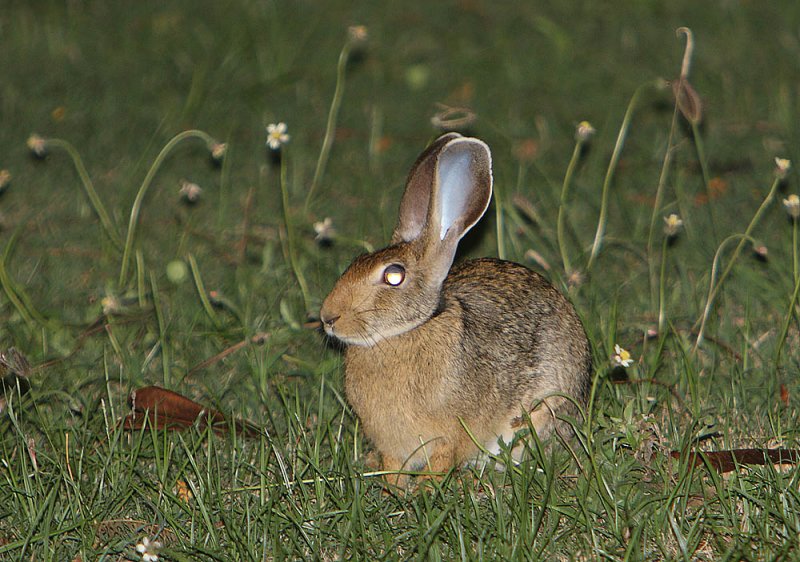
418,443,456,481
380,454,410,488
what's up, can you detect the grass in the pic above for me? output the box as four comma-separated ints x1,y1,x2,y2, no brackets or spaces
1,0,800,559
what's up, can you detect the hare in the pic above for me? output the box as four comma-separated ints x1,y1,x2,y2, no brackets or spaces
320,133,592,484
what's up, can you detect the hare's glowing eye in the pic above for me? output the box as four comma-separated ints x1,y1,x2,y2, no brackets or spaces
382,264,406,286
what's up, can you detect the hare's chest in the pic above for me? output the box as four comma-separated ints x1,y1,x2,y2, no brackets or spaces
344,341,452,458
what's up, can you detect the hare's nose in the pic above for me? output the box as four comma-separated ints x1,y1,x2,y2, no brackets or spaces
320,313,340,327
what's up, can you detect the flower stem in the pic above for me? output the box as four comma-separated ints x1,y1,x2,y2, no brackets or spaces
280,154,312,314
43,138,122,249
557,140,584,275
693,177,779,352
305,39,352,213
149,270,171,386
494,179,506,260
188,253,221,329
648,30,694,305
775,268,800,368
587,82,651,272
657,236,669,333
793,219,798,285
690,121,716,241
119,129,217,286
647,103,680,304
0,236,33,328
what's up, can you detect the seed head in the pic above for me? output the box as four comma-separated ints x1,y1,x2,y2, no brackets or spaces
775,157,792,180
348,25,368,43
209,142,227,162
783,194,800,220
575,121,595,142
27,134,47,158
313,217,336,245
663,214,683,238
179,180,202,204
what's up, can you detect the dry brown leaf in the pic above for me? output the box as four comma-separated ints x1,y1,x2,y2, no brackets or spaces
121,386,261,437
671,448,800,473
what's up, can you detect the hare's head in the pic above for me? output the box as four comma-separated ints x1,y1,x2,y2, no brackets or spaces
320,134,493,346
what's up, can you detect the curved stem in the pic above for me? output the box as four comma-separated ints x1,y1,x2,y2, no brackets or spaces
118,129,216,286
793,219,798,285
557,140,584,275
676,27,694,80
775,271,800,369
44,138,122,249
648,29,694,305
693,233,757,354
494,178,506,260
587,82,652,271
693,178,779,352
305,40,352,213
188,253,221,329
0,230,49,329
657,236,669,333
280,154,312,313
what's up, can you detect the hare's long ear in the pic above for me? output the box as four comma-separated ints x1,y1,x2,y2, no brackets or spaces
428,137,493,243
421,137,493,283
391,133,462,244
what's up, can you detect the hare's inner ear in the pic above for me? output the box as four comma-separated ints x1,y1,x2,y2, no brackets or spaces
432,138,493,242
391,133,462,244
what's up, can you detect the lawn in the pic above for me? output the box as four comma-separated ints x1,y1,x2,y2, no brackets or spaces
1,1,800,559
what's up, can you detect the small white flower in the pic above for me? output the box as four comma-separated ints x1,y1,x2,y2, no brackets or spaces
179,180,203,204
27,134,47,158
775,157,792,180
663,214,683,237
567,269,585,288
209,142,227,162
136,537,162,562
101,295,122,316
313,217,336,244
266,122,290,150
783,194,800,220
348,25,368,43
575,121,595,142
611,344,633,368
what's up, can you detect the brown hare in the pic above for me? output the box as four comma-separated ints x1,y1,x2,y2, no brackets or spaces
320,133,592,485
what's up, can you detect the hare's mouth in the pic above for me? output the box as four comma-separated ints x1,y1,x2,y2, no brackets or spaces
325,320,419,347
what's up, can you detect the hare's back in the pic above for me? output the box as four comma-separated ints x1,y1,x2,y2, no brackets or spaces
444,258,571,319
444,258,590,399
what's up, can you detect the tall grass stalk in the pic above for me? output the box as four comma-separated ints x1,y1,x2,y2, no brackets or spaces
793,218,798,284
647,29,693,304
693,176,780,352
188,253,222,329
119,129,219,286
775,270,800,368
279,154,312,314
494,180,506,260
0,231,49,329
304,33,358,213
41,138,122,249
557,137,586,275
657,236,669,333
149,271,171,386
587,82,651,271
0,234,36,329
690,122,717,240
